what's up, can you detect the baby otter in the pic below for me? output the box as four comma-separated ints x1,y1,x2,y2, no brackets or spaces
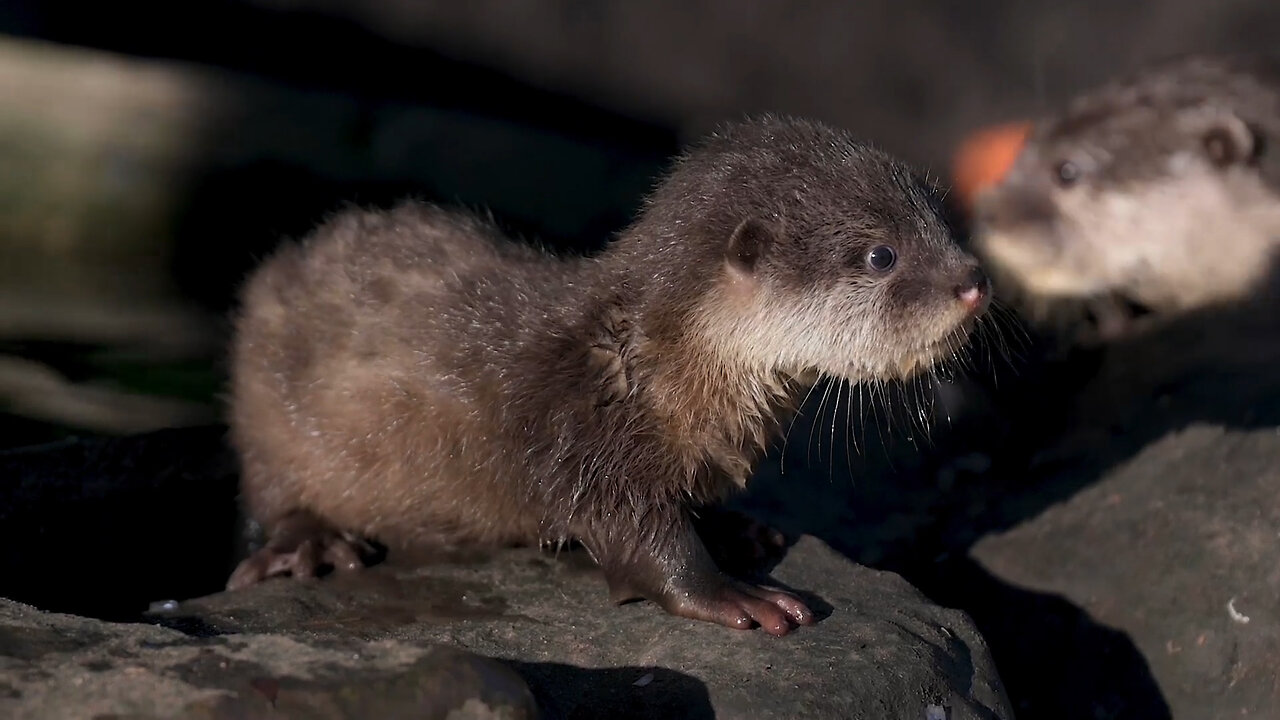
226,116,990,635
971,54,1280,338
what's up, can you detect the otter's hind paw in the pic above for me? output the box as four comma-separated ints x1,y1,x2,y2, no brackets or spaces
227,513,373,590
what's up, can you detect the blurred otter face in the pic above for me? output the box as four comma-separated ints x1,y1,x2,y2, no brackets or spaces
971,58,1280,314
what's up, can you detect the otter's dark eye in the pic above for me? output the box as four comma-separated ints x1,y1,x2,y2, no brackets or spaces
1054,160,1080,187
866,245,897,272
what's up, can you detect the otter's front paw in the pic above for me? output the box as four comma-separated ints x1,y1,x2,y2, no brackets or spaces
662,579,814,636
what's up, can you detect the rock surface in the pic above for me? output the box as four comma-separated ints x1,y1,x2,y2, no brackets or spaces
973,423,1280,720
0,525,1012,719
177,536,1012,720
0,598,540,720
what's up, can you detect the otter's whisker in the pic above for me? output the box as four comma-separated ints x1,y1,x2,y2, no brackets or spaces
782,376,824,475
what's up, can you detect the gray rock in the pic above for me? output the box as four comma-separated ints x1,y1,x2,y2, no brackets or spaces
1,534,1012,719
973,424,1280,720
0,598,540,720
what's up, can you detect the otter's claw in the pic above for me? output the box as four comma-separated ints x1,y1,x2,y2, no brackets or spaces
663,579,814,636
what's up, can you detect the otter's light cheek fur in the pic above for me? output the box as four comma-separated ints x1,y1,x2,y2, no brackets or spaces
698,276,974,384
694,282,891,380
780,287,901,379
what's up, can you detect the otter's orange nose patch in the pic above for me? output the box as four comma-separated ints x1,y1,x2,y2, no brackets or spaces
951,121,1031,215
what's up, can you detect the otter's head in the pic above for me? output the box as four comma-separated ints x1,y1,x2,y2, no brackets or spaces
972,55,1280,315
641,116,990,383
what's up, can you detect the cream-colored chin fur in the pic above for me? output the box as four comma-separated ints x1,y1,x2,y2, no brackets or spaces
698,269,971,386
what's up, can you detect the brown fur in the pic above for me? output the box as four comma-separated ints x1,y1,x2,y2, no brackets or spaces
227,115,989,634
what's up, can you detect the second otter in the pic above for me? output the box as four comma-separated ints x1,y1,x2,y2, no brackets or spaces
227,116,990,635
972,54,1280,338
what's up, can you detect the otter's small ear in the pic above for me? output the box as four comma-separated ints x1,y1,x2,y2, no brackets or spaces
726,218,775,273
1185,109,1257,168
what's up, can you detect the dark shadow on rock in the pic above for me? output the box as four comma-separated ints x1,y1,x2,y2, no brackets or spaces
933,290,1280,719
0,426,242,621
956,279,1280,545
913,556,1171,719
508,662,715,720
147,613,235,639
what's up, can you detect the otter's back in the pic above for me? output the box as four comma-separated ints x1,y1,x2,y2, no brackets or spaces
228,203,576,538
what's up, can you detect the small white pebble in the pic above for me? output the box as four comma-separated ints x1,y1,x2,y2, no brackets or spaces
1227,597,1250,624
925,704,948,720
148,599,180,613
633,673,654,687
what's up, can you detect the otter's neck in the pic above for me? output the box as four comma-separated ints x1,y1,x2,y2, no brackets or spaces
604,253,802,497
647,336,800,495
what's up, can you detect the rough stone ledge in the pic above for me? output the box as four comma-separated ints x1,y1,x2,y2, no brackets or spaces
1,536,1011,719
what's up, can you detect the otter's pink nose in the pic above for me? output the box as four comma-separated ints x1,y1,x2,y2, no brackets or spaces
954,265,990,312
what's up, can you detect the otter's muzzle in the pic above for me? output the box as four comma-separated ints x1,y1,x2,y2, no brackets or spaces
954,265,991,313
